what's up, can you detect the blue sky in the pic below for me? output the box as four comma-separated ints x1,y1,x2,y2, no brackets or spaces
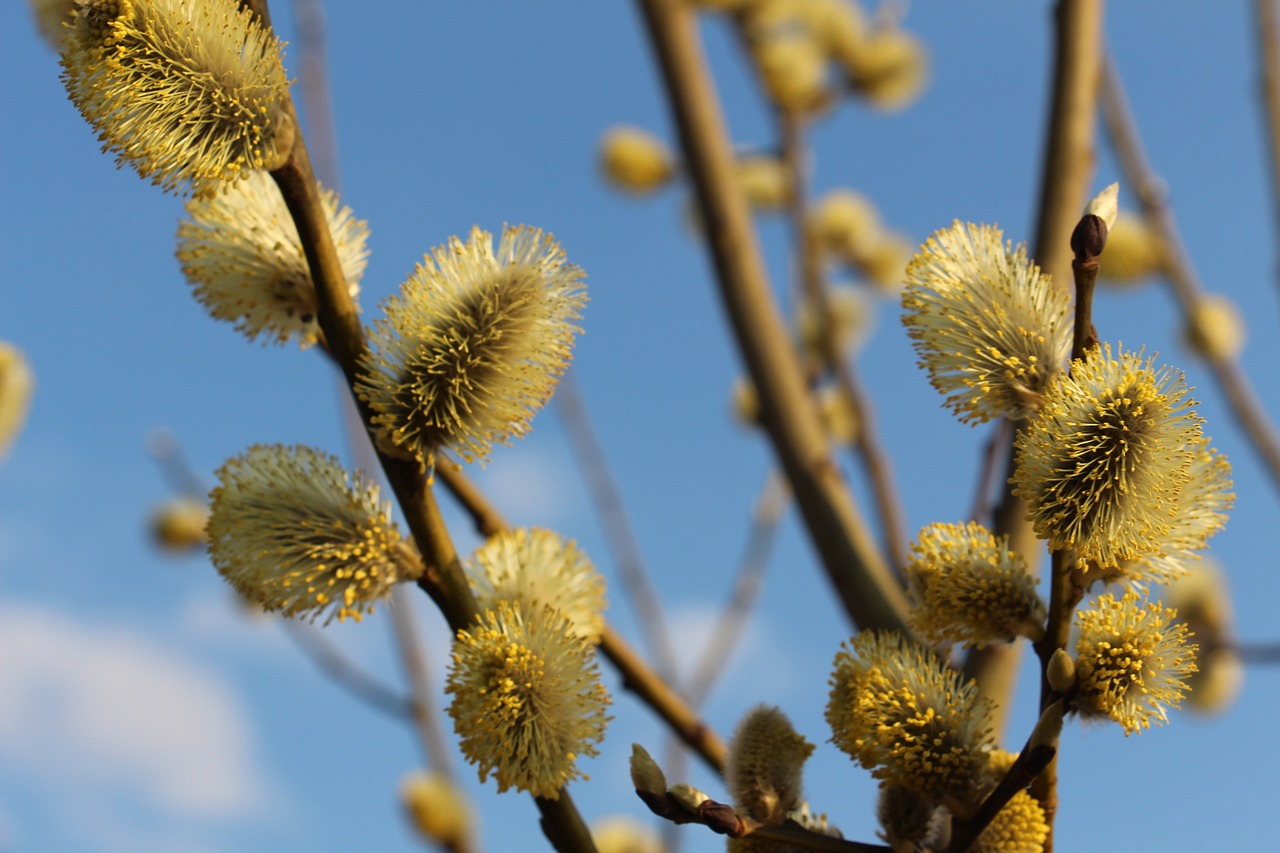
2,2,1278,851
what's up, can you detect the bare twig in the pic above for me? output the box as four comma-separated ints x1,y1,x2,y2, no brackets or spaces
1100,52,1280,491
432,456,730,775
633,0,909,633
777,111,910,576
280,618,413,722
1256,0,1280,296
684,469,788,710
554,372,680,683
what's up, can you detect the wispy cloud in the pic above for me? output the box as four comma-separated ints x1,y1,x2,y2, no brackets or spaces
0,601,278,822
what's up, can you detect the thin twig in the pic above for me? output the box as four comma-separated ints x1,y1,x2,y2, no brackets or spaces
633,0,909,633
684,469,788,710
1233,642,1280,663
264,5,593,842
288,2,465,809
554,372,681,683
280,618,413,722
1100,52,1280,491
777,111,910,576
389,586,454,775
964,0,1102,750
432,455,731,775
1256,0,1280,299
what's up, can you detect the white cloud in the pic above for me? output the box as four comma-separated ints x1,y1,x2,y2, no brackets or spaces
0,601,277,820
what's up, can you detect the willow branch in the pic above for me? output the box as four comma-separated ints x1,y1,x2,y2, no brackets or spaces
1256,0,1280,292
280,618,412,722
634,0,909,633
555,372,680,682
778,111,909,576
964,0,1102,747
264,16,596,839
684,469,787,710
1032,0,1103,292
433,454,730,775
1100,53,1280,490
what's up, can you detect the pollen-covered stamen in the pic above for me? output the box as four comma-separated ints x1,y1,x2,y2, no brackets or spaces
61,0,291,194
1013,345,1202,571
207,444,421,623
901,221,1072,424
358,225,586,466
1072,591,1198,735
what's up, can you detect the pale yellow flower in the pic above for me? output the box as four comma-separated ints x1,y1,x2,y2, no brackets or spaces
726,705,814,824
826,630,994,799
841,26,928,111
149,497,210,553
810,188,884,264
737,155,793,212
61,0,291,195
591,816,665,853
1184,294,1246,362
1072,591,1197,734
466,527,607,642
1012,345,1203,571
0,344,35,460
177,171,368,347
447,600,611,798
207,444,421,623
599,127,675,195
902,221,1072,424
971,789,1049,853
1098,211,1163,286
400,771,472,849
905,521,1045,647
1116,439,1233,586
358,225,586,466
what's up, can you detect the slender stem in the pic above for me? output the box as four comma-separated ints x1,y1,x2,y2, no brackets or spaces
964,0,1102,745
684,469,787,709
432,457,731,775
1255,0,1280,298
600,626,729,775
280,619,412,722
777,112,909,576
554,372,680,682
388,586,454,775
1100,53,1280,491
264,37,592,840
634,0,909,633
536,791,599,853
1235,642,1280,663
1032,0,1104,293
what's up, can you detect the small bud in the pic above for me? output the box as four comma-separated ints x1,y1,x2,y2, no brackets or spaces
1084,182,1120,230
699,799,743,836
1046,649,1076,694
1184,294,1246,361
400,771,472,849
599,126,675,195
668,784,711,814
629,744,667,796
150,497,211,553
1099,211,1164,285
726,705,814,824
737,155,792,212
1070,214,1108,261
0,343,35,460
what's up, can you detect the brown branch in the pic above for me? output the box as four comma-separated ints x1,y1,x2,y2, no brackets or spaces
965,0,1102,749
633,0,909,633
554,372,680,682
1100,52,1280,491
432,454,731,776
1256,0,1280,296
280,618,413,722
777,111,910,577
684,469,787,710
